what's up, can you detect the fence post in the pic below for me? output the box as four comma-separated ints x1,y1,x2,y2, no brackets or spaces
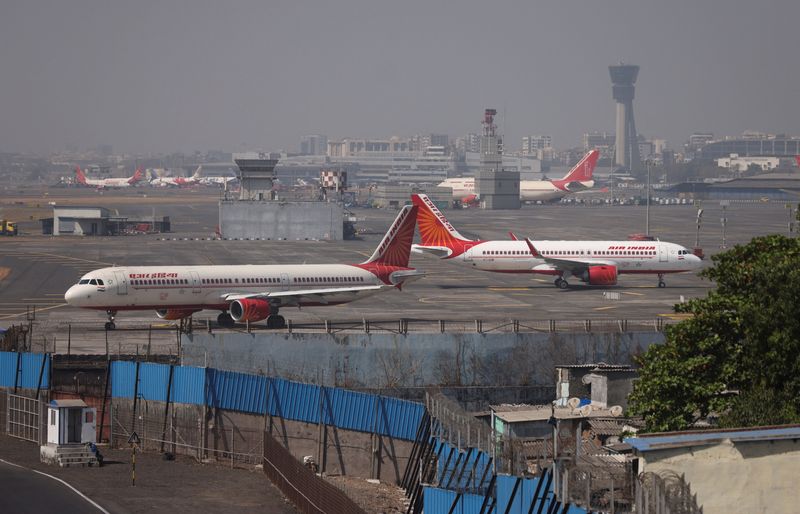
440,320,446,333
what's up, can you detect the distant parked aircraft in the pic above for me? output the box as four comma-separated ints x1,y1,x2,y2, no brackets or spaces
149,166,203,187
438,150,600,203
75,166,143,188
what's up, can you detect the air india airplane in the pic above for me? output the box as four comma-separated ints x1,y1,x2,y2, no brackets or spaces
438,150,599,204
65,205,423,329
149,166,204,187
75,166,144,188
410,194,701,289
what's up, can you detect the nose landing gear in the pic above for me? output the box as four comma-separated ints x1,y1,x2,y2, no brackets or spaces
658,274,666,288
104,310,117,331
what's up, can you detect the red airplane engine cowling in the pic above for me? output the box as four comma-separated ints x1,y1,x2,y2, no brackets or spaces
156,308,200,320
230,299,273,322
584,265,618,286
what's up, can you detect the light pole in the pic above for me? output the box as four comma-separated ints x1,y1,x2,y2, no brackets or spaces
645,160,651,236
720,200,730,249
695,206,704,249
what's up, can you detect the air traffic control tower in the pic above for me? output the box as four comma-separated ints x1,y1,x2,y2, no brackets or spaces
610,64,642,172
218,152,344,240
475,109,520,209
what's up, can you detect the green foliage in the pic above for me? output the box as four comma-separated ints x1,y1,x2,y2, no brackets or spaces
629,235,800,432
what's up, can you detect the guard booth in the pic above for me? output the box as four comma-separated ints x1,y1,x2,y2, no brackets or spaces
41,399,99,467
46,399,96,445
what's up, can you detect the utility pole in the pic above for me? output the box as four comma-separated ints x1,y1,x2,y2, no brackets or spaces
720,200,730,249
645,160,651,236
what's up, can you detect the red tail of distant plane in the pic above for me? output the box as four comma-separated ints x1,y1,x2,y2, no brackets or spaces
75,166,88,185
796,156,800,168
559,149,599,183
360,204,418,268
128,167,144,184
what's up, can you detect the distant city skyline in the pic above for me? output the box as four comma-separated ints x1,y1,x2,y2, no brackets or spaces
1,0,798,155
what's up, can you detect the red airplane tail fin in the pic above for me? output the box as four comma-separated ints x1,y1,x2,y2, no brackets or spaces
795,155,800,168
360,205,418,268
561,149,600,182
129,167,144,184
411,194,473,248
75,166,87,185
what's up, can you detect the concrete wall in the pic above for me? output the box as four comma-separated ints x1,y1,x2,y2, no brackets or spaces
182,331,662,391
640,439,800,514
476,170,521,209
219,200,344,240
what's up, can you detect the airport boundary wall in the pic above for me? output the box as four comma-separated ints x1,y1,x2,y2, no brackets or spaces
110,361,424,440
182,330,662,405
0,351,50,390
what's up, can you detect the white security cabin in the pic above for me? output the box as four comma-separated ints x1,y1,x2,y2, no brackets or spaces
41,399,98,467
47,399,96,445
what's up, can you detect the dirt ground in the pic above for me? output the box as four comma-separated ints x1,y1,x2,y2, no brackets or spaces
0,434,298,514
325,475,409,513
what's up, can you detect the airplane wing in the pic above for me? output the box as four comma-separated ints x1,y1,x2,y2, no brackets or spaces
523,238,615,274
222,284,397,307
411,244,452,258
562,181,592,192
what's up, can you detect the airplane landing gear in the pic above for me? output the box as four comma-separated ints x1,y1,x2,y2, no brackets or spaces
217,312,235,328
105,310,117,331
658,274,666,288
266,315,286,329
554,278,569,289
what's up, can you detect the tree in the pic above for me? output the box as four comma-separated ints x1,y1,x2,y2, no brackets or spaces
628,235,800,432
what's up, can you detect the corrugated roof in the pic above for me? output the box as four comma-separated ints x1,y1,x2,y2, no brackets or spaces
555,363,635,371
626,425,800,452
50,399,87,408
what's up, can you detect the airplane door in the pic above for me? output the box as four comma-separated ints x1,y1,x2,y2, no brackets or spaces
190,271,201,294
464,244,474,262
280,273,290,291
659,244,668,262
113,271,127,295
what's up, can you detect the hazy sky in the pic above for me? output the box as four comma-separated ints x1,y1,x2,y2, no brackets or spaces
1,0,798,155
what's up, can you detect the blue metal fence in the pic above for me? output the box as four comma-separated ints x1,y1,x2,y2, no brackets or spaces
110,360,425,441
433,439,493,493
423,473,589,514
0,351,49,389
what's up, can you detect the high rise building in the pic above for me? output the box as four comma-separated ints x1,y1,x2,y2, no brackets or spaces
300,135,328,156
521,135,552,155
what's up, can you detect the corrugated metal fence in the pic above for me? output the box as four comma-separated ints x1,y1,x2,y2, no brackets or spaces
110,361,425,441
423,473,589,514
0,351,50,390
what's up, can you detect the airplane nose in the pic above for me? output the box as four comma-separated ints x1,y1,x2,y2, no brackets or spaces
64,286,80,305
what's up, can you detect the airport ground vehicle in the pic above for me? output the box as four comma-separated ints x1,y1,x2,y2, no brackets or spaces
1,220,17,236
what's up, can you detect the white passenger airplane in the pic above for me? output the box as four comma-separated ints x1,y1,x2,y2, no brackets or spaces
410,194,701,288
75,166,144,188
65,205,422,329
438,150,599,204
149,166,203,187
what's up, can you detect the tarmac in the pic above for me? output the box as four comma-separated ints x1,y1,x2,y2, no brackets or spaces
1,186,793,353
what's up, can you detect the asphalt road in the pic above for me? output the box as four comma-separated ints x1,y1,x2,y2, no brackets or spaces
0,459,107,513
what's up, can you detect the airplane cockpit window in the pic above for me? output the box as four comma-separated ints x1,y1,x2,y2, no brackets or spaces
89,279,97,285
79,279,90,285
97,279,104,285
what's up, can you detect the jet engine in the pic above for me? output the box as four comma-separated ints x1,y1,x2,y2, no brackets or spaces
156,308,200,320
583,265,618,286
230,299,273,322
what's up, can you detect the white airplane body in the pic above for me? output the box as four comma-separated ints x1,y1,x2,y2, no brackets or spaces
411,194,701,288
439,150,599,203
75,167,144,188
65,205,422,329
149,166,203,187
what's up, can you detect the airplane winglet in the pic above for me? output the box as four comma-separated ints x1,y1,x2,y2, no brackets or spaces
509,232,518,241
524,237,540,257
